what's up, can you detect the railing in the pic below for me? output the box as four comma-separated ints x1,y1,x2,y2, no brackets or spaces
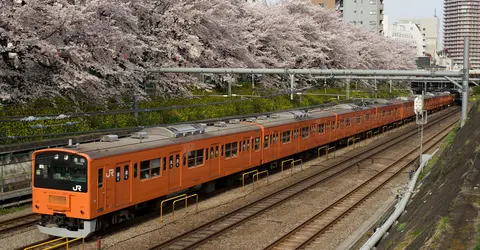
172,194,198,221
160,194,187,223
281,159,294,172
252,170,269,191
25,237,84,250
290,159,303,175
317,146,328,158
242,170,259,192
327,146,336,159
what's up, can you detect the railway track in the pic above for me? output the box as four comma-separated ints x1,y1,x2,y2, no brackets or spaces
146,108,459,250
264,118,456,250
0,213,39,237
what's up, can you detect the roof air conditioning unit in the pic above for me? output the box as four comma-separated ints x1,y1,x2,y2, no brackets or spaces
101,135,119,142
229,119,240,124
132,132,148,139
214,121,227,127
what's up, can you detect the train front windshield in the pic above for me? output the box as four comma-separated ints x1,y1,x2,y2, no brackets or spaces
34,152,88,193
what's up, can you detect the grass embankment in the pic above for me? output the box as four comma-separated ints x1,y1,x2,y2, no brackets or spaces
0,205,30,215
418,124,459,181
0,84,409,145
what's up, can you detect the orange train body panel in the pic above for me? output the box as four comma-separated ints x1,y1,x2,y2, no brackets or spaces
31,94,454,237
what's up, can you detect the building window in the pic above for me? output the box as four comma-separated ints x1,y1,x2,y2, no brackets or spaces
370,21,376,25
282,131,291,143
319,3,324,7
370,0,376,4
370,11,376,15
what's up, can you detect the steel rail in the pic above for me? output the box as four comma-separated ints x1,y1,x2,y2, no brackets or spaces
146,108,458,250
264,118,457,250
0,213,40,236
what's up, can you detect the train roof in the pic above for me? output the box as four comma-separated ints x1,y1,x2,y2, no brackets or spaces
47,96,436,160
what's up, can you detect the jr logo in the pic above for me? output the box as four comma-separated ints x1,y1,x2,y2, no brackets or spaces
72,185,82,192
106,169,114,178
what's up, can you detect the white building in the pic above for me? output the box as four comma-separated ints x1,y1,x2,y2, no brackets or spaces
398,17,440,62
383,16,424,57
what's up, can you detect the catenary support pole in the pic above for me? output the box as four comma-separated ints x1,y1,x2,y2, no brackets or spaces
389,79,392,93
462,38,470,127
290,74,294,101
346,78,350,100
251,74,255,94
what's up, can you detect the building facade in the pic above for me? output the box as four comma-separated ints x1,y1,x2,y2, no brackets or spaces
398,17,440,62
340,0,385,33
384,20,424,57
312,0,336,9
444,0,480,69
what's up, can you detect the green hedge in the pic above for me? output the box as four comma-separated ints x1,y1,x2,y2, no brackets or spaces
0,86,409,145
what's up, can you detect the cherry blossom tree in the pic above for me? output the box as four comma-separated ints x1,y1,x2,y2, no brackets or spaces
0,0,416,103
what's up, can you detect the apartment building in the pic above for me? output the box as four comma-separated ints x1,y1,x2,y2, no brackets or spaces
340,0,385,33
398,17,440,61
444,0,480,69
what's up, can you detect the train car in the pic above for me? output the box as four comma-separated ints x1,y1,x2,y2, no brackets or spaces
31,93,454,238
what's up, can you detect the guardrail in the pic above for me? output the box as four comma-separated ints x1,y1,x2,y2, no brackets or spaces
242,170,259,192
327,146,336,159
160,194,187,223
281,159,294,172
252,170,269,191
290,159,303,175
24,237,84,250
172,194,198,221
317,146,328,158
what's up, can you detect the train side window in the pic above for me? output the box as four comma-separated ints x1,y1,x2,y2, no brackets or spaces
332,121,335,131
366,114,370,122
206,148,209,159
264,136,269,148
188,149,204,167
326,123,330,131
254,137,260,151
183,153,187,166
281,131,291,143
140,160,150,179
356,116,361,124
134,163,138,178
346,118,351,127
293,129,298,139
301,127,309,139
151,159,160,176
169,156,173,169
124,165,129,180
382,110,386,117
98,168,103,188
311,125,315,134
318,124,325,134
216,146,219,157
116,167,121,182
210,147,215,158
163,157,166,171
221,145,224,156
176,154,180,168
239,142,242,152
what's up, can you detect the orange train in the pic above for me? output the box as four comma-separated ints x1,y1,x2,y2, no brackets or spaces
32,94,454,237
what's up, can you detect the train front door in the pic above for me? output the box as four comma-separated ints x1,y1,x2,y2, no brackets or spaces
104,166,116,210
210,144,220,177
168,152,182,191
114,162,131,207
97,167,105,212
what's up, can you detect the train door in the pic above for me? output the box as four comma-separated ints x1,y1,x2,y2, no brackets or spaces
97,167,105,212
210,144,220,178
115,162,131,207
104,165,116,209
168,151,182,190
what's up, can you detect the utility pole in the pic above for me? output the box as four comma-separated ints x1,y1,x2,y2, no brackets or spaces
251,74,255,95
461,38,469,127
346,78,350,100
290,74,294,101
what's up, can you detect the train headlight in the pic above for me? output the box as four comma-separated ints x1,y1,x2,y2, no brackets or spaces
54,154,59,160
64,155,69,160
